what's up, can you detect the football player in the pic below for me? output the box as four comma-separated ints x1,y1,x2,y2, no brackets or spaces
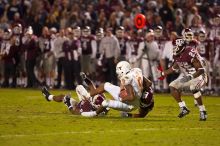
115,26,130,61
158,38,208,121
41,77,107,115
196,30,213,93
80,26,97,77
38,26,55,88
81,61,154,118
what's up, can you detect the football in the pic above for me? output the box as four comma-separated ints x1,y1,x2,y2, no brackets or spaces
119,86,128,98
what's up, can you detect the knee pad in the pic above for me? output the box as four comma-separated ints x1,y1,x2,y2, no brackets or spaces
193,91,202,99
76,85,90,101
101,100,109,107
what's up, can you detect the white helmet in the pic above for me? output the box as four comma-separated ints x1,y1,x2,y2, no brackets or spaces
182,28,194,42
116,61,131,79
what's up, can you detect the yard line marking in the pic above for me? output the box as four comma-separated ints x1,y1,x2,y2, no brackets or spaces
0,127,216,138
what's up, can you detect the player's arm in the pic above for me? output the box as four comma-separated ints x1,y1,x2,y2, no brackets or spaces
163,62,179,76
90,83,105,97
83,75,96,91
119,84,135,102
191,56,205,78
143,76,152,88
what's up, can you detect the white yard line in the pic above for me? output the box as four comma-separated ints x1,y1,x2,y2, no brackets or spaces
0,127,216,138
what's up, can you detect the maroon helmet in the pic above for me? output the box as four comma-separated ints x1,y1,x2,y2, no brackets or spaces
92,94,105,109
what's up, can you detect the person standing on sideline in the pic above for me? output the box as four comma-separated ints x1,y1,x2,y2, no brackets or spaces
99,27,120,85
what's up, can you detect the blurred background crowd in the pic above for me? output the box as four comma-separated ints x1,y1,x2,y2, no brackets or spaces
0,0,219,95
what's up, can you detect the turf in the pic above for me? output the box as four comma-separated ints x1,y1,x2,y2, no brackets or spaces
0,88,219,146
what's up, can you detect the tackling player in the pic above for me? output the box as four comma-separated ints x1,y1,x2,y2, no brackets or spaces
81,61,154,118
158,38,208,121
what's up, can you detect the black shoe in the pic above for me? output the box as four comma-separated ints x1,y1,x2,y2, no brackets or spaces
178,106,190,118
42,86,51,101
199,111,207,121
80,72,87,80
63,95,73,110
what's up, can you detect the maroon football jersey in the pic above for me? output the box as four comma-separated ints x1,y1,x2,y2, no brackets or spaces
174,46,202,75
118,36,129,56
77,99,95,112
62,40,74,60
40,36,51,53
198,39,213,61
80,35,95,55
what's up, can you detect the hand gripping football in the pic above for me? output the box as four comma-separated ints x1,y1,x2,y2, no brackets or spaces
119,86,128,99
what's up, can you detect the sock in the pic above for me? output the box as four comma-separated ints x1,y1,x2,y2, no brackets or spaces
108,100,134,111
198,105,206,112
178,101,186,108
81,111,97,117
48,95,54,101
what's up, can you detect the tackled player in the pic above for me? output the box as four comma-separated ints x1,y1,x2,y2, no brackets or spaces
81,61,154,118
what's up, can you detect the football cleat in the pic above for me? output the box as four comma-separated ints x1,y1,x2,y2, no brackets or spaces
63,95,73,110
80,72,87,80
42,86,51,101
121,112,132,118
199,111,207,121
178,106,190,118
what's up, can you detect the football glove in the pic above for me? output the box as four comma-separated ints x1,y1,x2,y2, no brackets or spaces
157,66,165,80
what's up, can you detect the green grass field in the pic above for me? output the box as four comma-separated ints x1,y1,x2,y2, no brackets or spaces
0,88,220,146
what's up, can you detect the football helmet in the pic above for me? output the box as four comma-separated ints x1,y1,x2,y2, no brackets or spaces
3,28,12,40
182,28,194,42
96,27,104,40
73,26,81,38
154,25,163,38
25,26,33,35
173,38,186,56
92,95,105,108
116,61,131,79
198,30,206,42
116,26,124,38
82,26,91,37
13,23,22,35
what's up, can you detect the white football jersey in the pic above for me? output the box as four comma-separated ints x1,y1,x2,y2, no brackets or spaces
121,68,143,98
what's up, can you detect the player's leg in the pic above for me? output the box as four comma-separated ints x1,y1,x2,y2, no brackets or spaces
81,99,134,117
42,86,65,102
41,87,80,114
169,78,190,118
103,82,121,100
193,92,207,121
190,76,208,121
80,72,96,91
75,85,91,101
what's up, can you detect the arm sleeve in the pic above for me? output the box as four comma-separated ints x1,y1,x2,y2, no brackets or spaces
91,40,97,59
114,37,121,59
136,41,144,60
